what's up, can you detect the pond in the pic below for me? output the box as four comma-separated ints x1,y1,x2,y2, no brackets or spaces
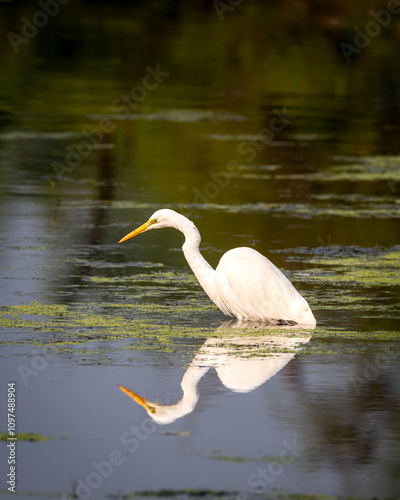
0,2,399,499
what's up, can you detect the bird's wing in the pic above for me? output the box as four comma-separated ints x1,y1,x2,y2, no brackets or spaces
214,247,314,323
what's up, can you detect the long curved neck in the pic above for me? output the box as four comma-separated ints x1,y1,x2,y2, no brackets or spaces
167,365,209,416
172,216,216,301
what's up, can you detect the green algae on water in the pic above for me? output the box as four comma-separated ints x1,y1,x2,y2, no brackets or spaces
207,450,284,463
0,432,51,442
308,250,400,287
0,299,213,358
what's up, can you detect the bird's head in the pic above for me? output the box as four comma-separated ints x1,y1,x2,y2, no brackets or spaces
118,385,157,414
118,384,183,425
118,209,192,243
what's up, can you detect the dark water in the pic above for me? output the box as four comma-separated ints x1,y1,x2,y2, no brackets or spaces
1,2,399,499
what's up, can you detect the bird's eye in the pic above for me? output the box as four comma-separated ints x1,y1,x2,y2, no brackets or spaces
150,218,158,225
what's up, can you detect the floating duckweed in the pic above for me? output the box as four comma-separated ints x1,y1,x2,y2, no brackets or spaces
0,432,51,442
208,451,283,463
308,251,400,286
3,302,68,316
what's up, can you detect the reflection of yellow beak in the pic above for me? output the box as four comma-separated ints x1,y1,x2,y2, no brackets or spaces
118,220,152,243
118,384,152,412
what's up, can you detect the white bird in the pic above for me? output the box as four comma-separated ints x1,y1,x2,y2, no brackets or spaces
119,209,316,325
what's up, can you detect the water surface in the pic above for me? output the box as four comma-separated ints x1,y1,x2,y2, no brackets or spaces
0,2,399,499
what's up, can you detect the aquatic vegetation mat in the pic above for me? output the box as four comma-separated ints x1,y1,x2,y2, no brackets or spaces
1,246,398,361
1,300,398,362
0,432,51,442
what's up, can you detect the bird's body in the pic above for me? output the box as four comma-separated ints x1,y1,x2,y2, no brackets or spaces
212,247,314,324
119,209,316,325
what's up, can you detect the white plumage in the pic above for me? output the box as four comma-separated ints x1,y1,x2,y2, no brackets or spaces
119,209,316,325
214,247,314,323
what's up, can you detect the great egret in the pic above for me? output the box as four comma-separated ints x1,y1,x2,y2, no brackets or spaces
119,209,316,325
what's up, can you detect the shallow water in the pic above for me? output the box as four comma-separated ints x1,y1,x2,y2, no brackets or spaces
1,2,400,499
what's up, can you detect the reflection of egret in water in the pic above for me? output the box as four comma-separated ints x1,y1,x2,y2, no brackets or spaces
118,321,312,425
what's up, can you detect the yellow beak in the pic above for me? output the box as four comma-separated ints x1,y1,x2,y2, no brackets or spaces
118,384,152,411
118,220,152,243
